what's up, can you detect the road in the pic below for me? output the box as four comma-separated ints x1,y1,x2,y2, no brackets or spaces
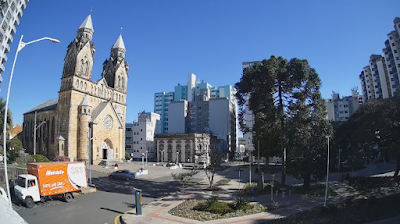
15,170,184,224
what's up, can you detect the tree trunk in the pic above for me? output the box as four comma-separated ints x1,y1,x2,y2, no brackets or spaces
278,83,286,186
303,174,311,192
394,152,400,181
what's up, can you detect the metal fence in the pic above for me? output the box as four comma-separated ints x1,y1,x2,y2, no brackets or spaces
0,165,27,189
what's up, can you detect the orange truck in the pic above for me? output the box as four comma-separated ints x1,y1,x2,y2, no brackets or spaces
14,162,88,208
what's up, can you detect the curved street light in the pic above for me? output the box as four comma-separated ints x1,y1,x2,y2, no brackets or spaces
2,35,60,205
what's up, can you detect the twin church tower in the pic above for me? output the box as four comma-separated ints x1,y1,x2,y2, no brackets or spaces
23,14,129,164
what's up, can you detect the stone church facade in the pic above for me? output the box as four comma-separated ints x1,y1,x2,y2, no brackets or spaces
22,14,129,164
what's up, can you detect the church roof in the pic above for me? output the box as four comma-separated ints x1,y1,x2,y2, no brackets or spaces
79,14,94,32
112,34,125,50
79,95,92,107
91,101,108,122
24,98,58,114
56,135,65,141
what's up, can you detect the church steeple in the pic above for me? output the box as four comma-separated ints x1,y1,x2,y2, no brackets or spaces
62,14,96,81
79,14,94,31
76,14,94,45
102,32,129,93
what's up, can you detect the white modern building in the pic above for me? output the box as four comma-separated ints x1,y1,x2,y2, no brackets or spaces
125,111,160,161
360,17,400,102
326,89,361,122
0,0,29,88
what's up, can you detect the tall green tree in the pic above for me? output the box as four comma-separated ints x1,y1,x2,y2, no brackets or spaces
285,67,332,190
235,56,321,186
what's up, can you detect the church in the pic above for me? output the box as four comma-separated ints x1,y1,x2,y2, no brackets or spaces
22,14,129,164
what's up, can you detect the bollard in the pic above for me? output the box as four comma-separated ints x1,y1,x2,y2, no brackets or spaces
135,189,142,215
275,190,278,196
289,190,292,196
282,192,286,198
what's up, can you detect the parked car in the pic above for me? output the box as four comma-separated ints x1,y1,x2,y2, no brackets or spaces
109,170,135,180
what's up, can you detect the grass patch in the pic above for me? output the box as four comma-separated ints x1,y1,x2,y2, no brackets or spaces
17,164,27,168
348,177,393,193
216,179,230,185
169,197,266,221
264,193,400,224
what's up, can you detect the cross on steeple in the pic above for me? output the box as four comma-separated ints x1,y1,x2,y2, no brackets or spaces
120,27,123,35
89,8,92,15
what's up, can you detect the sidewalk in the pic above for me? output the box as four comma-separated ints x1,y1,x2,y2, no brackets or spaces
120,190,323,224
121,165,323,224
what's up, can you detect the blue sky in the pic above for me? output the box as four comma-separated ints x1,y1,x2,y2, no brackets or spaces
1,0,399,125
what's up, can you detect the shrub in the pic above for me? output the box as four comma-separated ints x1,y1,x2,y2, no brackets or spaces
204,196,219,208
206,202,233,215
125,152,130,160
234,198,249,210
54,156,70,162
29,154,50,162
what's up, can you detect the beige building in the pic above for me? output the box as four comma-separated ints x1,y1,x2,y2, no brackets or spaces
22,14,129,164
155,133,210,164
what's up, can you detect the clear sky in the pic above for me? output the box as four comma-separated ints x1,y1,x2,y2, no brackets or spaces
1,0,399,125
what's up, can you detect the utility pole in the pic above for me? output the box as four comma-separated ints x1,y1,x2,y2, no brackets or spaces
33,112,46,155
324,136,330,207
34,111,37,155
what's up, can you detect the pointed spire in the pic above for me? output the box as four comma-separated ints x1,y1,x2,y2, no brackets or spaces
79,95,92,107
79,14,94,32
112,33,125,50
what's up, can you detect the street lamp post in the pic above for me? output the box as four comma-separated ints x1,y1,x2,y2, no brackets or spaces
324,136,330,207
33,111,47,155
2,35,59,205
87,122,97,186
145,150,148,166
141,153,145,170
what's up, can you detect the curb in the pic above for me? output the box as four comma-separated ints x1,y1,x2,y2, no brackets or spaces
72,187,97,196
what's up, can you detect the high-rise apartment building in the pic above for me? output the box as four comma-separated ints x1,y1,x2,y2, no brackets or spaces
154,73,238,158
0,0,29,89
154,73,237,134
125,111,160,161
360,17,400,102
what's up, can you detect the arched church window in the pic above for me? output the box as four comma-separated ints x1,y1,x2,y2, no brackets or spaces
76,80,79,88
121,76,125,88
118,76,121,87
84,82,87,90
80,81,83,89
91,85,93,94
84,61,89,74
61,117,66,131
79,59,84,73
100,84,104,97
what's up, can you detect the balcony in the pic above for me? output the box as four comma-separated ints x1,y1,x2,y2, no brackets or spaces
10,26,16,35
2,54,7,63
7,35,13,44
14,17,19,26
4,44,10,53
0,63,5,73
21,1,27,10
126,140,133,144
